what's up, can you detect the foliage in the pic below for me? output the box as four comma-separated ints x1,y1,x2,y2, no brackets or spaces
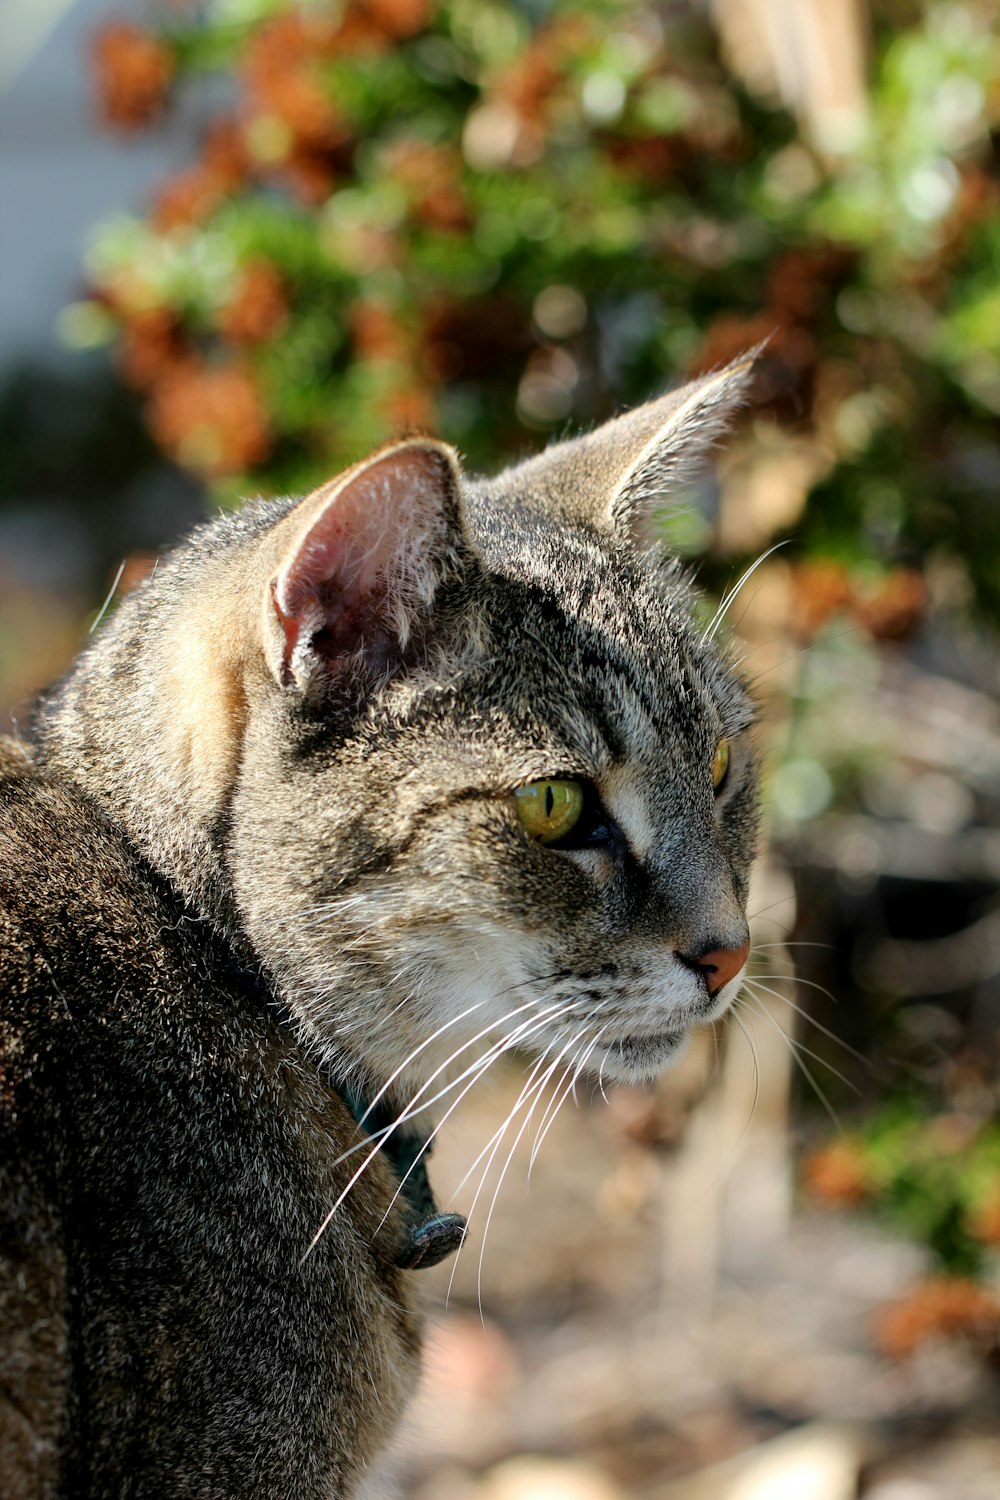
73,0,1000,622
804,1092,1000,1277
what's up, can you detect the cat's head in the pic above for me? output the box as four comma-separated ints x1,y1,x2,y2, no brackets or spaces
226,356,760,1103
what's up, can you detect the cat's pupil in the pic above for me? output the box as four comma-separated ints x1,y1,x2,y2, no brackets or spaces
545,785,554,817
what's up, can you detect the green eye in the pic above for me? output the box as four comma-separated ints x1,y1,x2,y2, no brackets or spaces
515,779,584,844
712,738,731,791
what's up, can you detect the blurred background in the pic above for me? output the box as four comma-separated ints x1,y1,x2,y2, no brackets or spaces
2,0,1000,1495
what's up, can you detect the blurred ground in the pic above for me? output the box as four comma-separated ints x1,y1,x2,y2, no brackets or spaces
375,1054,1000,1499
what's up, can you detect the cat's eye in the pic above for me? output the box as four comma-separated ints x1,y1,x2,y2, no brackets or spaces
514,779,584,844
712,738,731,792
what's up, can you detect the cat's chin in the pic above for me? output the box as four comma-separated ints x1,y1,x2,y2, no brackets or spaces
591,1028,692,1085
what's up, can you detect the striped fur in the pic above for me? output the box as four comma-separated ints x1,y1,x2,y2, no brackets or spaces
2,356,759,1496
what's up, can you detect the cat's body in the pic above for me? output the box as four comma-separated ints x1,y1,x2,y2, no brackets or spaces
1,359,760,1497
2,763,419,1499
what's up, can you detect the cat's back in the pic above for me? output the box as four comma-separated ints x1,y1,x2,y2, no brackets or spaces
0,745,422,1500
0,747,206,1496
0,747,96,1499
0,739,186,1102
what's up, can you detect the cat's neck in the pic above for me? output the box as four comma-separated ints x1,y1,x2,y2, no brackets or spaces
33,507,287,947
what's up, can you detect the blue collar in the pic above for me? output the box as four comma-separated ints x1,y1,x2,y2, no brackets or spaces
341,1085,466,1271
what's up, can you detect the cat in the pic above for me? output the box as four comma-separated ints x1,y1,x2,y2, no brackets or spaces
0,354,759,1498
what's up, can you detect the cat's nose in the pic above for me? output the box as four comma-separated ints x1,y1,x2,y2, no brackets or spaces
676,939,750,997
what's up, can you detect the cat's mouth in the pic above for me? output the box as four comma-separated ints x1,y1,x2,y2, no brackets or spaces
594,1027,691,1083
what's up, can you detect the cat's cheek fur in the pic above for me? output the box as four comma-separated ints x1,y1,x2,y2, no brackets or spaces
230,748,753,1099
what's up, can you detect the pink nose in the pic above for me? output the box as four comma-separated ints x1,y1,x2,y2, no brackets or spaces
678,940,750,997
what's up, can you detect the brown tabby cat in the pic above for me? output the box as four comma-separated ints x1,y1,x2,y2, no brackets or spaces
0,356,759,1498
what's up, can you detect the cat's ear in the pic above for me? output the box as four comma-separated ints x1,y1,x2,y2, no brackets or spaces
263,438,469,694
503,350,760,544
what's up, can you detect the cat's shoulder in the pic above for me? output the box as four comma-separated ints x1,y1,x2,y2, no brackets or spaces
0,739,161,937
0,743,202,1061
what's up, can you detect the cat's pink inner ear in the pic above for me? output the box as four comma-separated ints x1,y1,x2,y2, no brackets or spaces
272,440,460,684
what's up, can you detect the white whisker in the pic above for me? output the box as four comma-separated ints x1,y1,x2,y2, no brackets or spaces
529,1023,608,1175
474,1057,571,1317
702,541,788,643
301,995,578,1260
374,1001,587,1237
448,1036,568,1203
743,994,845,1130
449,1024,593,1313
88,559,127,635
744,977,866,1067
745,994,860,1097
